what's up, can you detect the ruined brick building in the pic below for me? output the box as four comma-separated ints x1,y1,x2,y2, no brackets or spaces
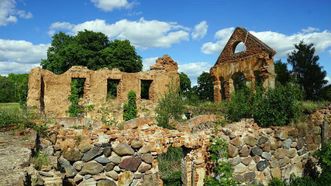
27,55,179,118
210,27,276,102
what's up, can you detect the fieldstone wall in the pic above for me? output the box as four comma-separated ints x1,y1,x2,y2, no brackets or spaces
32,118,210,186
215,104,331,185
27,105,331,186
27,55,179,121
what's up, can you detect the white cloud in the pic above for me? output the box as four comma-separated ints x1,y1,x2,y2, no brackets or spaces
301,27,319,33
0,0,32,26
91,0,134,12
201,27,234,54
48,18,190,48
179,62,211,85
0,39,49,75
0,62,39,75
142,57,157,71
192,21,208,40
201,27,331,59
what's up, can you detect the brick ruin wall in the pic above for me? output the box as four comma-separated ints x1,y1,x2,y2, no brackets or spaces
27,55,179,121
211,27,276,102
27,106,331,186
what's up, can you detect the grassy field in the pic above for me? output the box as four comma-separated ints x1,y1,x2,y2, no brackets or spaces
0,102,20,110
0,102,22,128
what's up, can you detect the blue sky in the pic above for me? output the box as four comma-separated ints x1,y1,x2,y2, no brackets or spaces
0,0,331,84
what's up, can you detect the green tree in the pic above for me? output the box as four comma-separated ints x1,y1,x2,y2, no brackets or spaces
287,41,327,100
274,60,290,85
0,75,15,102
196,72,214,101
320,85,331,101
7,74,29,105
41,30,142,74
101,40,142,72
179,72,191,94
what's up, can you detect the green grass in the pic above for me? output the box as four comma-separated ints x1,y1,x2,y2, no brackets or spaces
157,147,183,186
32,151,49,170
300,101,329,114
0,102,23,128
0,102,20,110
185,101,227,116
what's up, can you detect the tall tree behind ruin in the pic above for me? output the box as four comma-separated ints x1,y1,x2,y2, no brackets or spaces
274,60,290,85
287,41,327,100
41,30,142,74
196,72,214,101
179,72,191,95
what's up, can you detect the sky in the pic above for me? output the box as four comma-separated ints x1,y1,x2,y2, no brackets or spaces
0,0,331,85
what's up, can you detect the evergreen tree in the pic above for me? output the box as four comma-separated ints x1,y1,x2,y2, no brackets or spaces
287,41,327,100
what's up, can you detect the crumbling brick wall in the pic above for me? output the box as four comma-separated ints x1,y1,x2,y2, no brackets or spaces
210,27,276,102
27,55,179,119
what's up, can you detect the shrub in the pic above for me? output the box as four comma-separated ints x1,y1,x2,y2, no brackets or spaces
205,137,237,186
155,85,184,129
123,90,137,121
316,142,331,184
226,87,254,121
268,178,285,186
252,84,302,127
226,84,303,127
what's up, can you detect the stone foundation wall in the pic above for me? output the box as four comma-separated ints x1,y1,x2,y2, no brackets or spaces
34,118,210,186
213,105,331,185
29,106,331,186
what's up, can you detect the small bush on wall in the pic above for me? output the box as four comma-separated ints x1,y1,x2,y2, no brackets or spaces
205,137,237,186
123,90,137,121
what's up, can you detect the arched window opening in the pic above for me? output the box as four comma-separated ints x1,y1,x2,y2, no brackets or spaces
233,42,246,54
232,72,246,91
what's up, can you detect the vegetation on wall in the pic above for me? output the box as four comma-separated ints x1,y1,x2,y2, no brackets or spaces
205,137,236,186
41,30,143,74
123,90,137,121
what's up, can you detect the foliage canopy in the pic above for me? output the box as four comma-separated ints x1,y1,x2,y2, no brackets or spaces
41,30,143,74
